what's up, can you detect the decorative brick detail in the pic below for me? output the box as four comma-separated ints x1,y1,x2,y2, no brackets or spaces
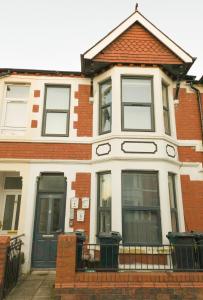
0,142,92,160
32,105,39,113
55,234,203,300
71,173,91,236
0,236,10,297
34,90,40,97
175,88,203,140
31,120,38,128
94,23,183,64
181,175,203,231
74,85,93,137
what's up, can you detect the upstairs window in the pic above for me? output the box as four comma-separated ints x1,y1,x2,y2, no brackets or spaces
99,79,112,134
42,85,70,136
121,77,154,131
2,84,29,129
162,83,171,135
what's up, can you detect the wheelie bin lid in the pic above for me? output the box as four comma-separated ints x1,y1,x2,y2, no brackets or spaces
97,231,122,242
75,230,86,242
166,231,196,241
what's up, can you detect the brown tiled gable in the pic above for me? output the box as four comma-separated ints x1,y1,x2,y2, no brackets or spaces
94,22,183,64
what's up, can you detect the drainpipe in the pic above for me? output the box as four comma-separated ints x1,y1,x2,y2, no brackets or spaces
190,81,203,146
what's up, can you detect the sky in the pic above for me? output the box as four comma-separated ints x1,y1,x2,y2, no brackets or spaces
0,0,202,79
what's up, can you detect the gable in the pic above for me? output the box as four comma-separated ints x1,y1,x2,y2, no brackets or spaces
93,22,183,65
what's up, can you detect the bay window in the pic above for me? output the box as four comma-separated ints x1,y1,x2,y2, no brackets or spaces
97,172,111,233
2,84,29,129
122,171,161,245
42,85,70,136
121,77,154,131
99,79,112,134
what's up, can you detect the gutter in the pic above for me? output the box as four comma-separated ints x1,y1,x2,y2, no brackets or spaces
190,81,203,146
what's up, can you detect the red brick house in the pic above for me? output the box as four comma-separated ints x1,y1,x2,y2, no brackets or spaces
0,7,203,299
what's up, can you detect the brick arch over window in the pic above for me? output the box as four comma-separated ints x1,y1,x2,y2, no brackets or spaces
94,23,183,65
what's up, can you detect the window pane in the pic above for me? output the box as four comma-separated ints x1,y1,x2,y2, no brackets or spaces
2,195,15,230
123,211,160,244
162,84,168,108
14,195,21,230
100,81,112,105
168,175,176,209
5,102,27,127
45,112,67,135
163,109,170,135
4,177,22,190
99,173,111,207
39,198,49,233
46,86,70,110
122,173,159,207
99,211,111,233
39,175,66,192
124,106,152,130
101,106,111,132
171,211,179,232
51,198,61,232
122,78,152,103
6,85,29,99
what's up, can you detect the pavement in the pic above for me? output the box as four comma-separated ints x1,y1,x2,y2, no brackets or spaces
6,271,58,300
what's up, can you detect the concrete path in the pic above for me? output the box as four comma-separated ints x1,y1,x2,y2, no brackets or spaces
6,271,58,300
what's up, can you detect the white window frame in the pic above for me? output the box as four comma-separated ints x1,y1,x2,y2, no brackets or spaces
1,83,30,130
0,190,22,233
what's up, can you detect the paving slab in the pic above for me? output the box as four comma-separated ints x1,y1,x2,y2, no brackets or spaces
6,271,57,299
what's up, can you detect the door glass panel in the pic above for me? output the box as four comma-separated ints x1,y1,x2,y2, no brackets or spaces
39,175,66,192
14,195,21,230
2,195,15,230
51,198,61,232
38,198,49,233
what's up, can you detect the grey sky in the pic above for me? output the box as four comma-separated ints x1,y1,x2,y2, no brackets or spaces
0,0,202,79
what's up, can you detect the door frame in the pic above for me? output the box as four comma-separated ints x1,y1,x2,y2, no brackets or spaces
31,176,67,268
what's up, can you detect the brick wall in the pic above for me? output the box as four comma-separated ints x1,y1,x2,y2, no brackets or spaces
0,142,91,160
55,234,203,300
71,173,91,238
181,175,203,231
74,85,93,137
175,88,203,140
0,236,10,298
94,23,183,65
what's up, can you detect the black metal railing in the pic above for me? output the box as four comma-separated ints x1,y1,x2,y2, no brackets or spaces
76,243,203,272
2,234,24,299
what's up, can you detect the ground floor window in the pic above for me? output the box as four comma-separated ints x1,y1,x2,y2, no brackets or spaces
168,173,179,232
1,177,22,231
97,172,111,233
122,171,161,245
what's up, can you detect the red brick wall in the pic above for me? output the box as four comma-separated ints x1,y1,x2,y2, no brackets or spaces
55,234,203,300
181,175,203,231
71,173,91,238
175,88,203,140
0,236,10,298
74,85,93,137
178,147,203,163
0,142,91,160
94,23,183,64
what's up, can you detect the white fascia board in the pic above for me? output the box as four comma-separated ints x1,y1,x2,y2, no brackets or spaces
84,12,193,63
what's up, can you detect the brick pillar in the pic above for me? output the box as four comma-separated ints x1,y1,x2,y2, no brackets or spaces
0,236,10,297
55,234,76,288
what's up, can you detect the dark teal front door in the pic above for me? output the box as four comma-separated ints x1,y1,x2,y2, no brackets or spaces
32,193,65,268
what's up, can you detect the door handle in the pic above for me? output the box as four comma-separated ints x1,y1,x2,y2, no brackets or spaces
42,234,54,238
